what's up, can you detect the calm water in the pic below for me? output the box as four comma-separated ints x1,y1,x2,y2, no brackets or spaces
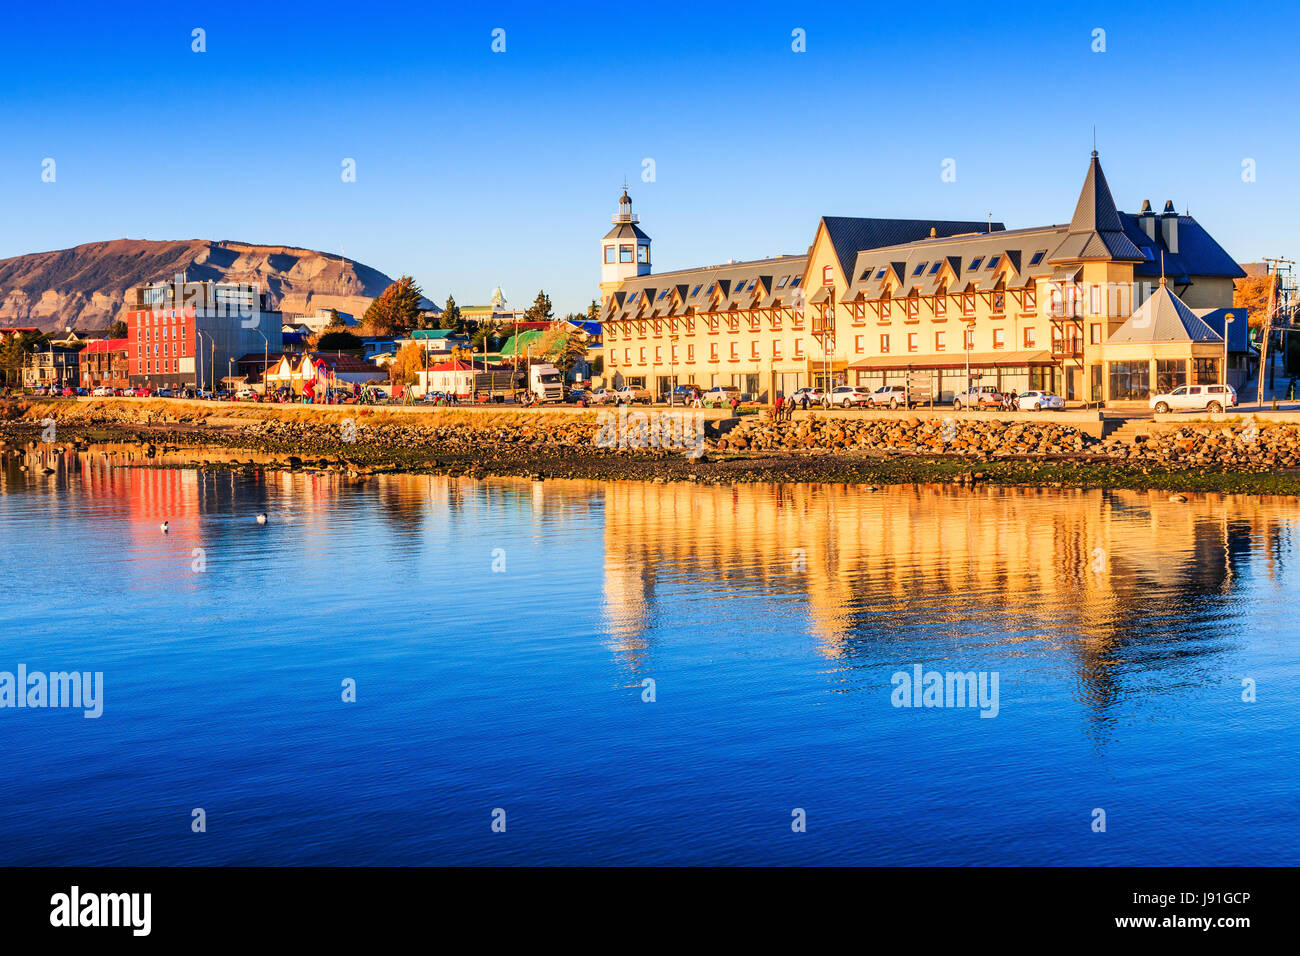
0,446,1297,865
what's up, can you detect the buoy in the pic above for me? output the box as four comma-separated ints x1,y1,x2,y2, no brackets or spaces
160,521,169,533
256,513,267,525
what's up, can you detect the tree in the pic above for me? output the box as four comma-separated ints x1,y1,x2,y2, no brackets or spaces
108,320,128,338
0,331,42,387
1234,274,1277,332
440,295,462,330
316,330,364,352
388,341,427,386
586,299,600,323
362,276,424,335
536,326,586,376
469,324,498,352
524,290,553,324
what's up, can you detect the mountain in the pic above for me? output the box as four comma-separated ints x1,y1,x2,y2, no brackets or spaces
0,239,403,331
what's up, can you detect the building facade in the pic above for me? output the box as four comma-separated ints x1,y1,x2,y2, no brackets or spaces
79,338,130,389
22,345,80,388
123,280,284,389
599,156,1245,404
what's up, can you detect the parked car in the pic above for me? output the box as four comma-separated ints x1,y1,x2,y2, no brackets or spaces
586,387,616,405
156,388,175,398
826,385,873,408
615,385,654,405
701,385,741,408
235,388,259,401
953,385,1003,410
1150,383,1237,414
788,387,824,407
865,384,915,409
1018,390,1064,411
91,385,114,396
132,387,152,397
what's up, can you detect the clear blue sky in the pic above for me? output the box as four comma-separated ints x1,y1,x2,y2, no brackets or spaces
1,0,1293,315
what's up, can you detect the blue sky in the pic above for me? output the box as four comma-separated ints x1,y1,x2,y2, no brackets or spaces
1,0,1293,314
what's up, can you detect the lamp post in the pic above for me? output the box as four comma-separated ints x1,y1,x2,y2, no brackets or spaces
251,327,269,400
1223,312,1234,393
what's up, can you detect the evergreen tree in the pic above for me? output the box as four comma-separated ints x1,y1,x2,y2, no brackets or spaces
524,290,553,324
440,295,462,330
362,276,424,335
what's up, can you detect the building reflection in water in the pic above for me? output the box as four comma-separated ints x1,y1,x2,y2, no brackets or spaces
599,480,1297,721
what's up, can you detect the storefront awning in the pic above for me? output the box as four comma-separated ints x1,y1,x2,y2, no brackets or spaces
849,350,1056,371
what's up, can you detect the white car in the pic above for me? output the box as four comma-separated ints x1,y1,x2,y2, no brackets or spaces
826,385,872,408
788,387,824,407
1150,383,1236,414
91,385,114,396
235,388,258,400
865,385,914,409
1018,390,1064,411
615,385,654,405
701,386,740,407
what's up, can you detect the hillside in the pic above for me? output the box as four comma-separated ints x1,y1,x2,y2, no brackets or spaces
0,239,400,331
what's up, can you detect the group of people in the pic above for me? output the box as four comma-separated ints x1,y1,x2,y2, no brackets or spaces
771,392,811,421
1000,390,1020,411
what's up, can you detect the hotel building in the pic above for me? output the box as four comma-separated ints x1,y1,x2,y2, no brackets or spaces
599,155,1245,404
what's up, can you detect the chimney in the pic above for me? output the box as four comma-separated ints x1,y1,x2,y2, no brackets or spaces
1139,199,1157,241
1160,200,1178,254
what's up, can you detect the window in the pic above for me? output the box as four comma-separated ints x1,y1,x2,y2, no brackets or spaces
609,350,617,366
880,299,891,319
908,332,918,352
794,339,804,358
687,345,695,361
638,348,646,363
935,296,947,317
1029,250,1046,266
964,329,974,349
1156,359,1187,393
729,343,738,361
969,257,984,271
822,265,833,284
875,268,887,280
605,246,616,264
962,294,974,315
751,341,760,359
776,276,789,289
907,298,919,321
637,245,649,264
1108,360,1150,400
987,255,1000,270
929,261,943,275
880,334,890,353
854,335,864,353
710,344,719,361
691,284,702,296
1090,323,1102,345
655,347,663,363
935,331,946,351
1193,357,1219,384
772,341,782,359
993,328,1006,349
1023,327,1036,348
790,276,802,287
620,245,634,263
1025,289,1037,312
657,289,668,300
913,262,927,276
992,292,1005,314
706,282,716,295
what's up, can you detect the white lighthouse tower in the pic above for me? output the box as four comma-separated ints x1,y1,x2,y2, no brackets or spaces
599,187,651,298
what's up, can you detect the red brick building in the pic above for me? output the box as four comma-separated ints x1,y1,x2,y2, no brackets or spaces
79,338,131,389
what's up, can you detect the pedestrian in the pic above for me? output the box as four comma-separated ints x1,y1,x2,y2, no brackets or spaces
773,395,784,421
800,391,810,411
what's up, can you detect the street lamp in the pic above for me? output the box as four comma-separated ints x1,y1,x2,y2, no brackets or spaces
1223,312,1234,392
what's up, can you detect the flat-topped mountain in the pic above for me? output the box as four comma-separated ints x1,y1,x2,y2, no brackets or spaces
0,239,397,330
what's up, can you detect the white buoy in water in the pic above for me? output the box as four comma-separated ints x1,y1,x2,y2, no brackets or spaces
256,513,267,525
160,520,169,533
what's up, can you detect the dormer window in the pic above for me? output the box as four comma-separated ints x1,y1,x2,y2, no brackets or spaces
1029,250,1046,266
929,261,943,275
875,268,887,280
690,284,702,296
912,262,927,276
969,257,984,271
987,255,1001,270
790,276,802,287
777,276,790,288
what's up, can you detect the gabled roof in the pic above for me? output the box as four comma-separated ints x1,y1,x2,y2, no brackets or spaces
820,217,1003,279
1049,152,1145,263
1107,280,1222,344
1121,214,1246,281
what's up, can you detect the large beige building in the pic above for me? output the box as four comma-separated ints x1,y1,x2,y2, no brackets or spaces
599,154,1246,404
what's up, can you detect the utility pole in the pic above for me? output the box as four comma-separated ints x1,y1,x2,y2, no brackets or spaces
1258,258,1294,404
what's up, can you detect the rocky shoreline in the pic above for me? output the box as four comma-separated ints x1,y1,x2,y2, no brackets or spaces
4,398,1300,495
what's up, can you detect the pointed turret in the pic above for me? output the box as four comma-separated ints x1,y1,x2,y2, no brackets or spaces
1049,152,1145,263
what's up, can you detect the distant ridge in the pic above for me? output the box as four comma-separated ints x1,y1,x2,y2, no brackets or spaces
0,239,400,331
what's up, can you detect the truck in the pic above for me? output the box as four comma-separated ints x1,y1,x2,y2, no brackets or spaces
469,362,565,403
